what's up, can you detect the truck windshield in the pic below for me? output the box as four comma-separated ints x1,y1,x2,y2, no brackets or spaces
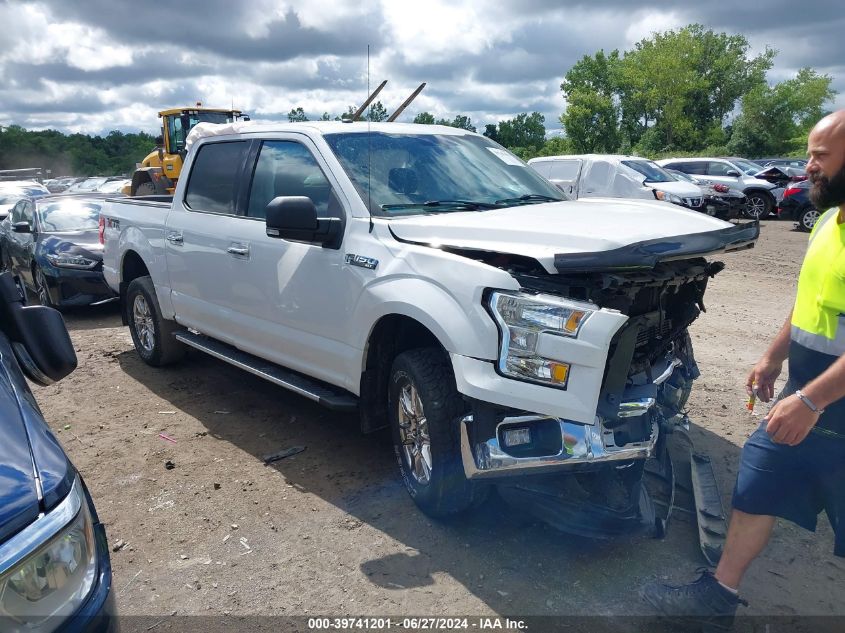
323,132,563,216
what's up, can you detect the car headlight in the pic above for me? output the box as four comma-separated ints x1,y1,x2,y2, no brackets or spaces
44,253,98,269
0,477,98,632
654,191,683,205
488,291,595,388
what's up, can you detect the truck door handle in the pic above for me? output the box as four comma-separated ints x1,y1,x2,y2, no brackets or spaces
166,232,183,245
227,245,250,257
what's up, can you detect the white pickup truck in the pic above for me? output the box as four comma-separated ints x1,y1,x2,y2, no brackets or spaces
101,122,758,536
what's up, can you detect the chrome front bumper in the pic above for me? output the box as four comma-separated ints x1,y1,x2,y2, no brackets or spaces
459,413,659,480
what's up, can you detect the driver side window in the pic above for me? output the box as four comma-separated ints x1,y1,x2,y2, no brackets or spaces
246,141,335,219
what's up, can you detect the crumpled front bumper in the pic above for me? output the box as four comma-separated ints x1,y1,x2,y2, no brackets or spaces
460,412,658,479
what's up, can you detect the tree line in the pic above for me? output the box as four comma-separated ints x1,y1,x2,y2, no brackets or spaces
0,24,836,177
0,125,156,177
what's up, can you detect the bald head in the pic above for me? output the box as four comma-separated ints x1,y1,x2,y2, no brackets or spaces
809,110,845,146
807,110,845,212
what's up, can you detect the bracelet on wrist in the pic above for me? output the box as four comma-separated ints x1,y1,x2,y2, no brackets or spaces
795,389,824,415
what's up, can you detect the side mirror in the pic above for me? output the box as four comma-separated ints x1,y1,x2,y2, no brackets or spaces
265,196,342,249
12,222,31,234
0,273,76,385
725,170,741,177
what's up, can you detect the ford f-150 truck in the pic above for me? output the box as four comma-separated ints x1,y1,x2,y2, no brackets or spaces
101,122,758,537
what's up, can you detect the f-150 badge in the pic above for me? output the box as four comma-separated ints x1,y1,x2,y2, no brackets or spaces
345,254,379,270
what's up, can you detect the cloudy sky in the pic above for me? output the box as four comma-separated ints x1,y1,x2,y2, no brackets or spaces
0,0,842,136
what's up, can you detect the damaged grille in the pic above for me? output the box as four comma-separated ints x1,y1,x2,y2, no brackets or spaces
516,258,722,421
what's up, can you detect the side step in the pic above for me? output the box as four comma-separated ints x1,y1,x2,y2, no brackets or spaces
174,330,358,412
689,452,727,566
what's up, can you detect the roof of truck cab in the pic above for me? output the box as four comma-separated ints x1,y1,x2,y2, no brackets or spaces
528,154,656,163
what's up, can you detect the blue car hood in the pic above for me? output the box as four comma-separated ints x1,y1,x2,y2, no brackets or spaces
0,333,73,544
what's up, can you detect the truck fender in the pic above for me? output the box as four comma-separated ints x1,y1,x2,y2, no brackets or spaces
117,227,175,319
353,277,500,367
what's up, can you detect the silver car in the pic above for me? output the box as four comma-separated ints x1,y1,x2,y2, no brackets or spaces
656,157,778,219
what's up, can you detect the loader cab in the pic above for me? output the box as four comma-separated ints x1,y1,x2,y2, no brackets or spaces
128,106,249,196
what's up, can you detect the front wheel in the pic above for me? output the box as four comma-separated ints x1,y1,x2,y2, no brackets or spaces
798,206,820,232
388,348,483,517
744,191,773,219
33,265,57,308
126,276,186,366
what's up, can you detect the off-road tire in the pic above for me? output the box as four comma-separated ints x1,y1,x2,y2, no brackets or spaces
126,276,186,366
134,181,157,196
388,348,483,517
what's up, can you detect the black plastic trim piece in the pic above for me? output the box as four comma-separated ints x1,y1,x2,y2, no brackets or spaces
553,221,759,272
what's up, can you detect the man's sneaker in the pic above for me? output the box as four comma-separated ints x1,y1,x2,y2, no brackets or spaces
641,568,747,631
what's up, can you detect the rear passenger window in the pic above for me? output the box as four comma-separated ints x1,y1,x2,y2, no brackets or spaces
184,141,248,214
706,162,735,176
246,141,334,219
679,162,707,175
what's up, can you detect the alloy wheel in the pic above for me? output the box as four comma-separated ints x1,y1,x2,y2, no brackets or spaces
132,294,155,353
746,195,766,219
35,268,52,307
397,380,432,485
801,208,820,231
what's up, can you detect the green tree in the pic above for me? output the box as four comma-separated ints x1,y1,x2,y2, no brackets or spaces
494,112,546,152
413,112,436,124
560,50,621,152
560,24,777,154
287,107,308,122
367,101,388,122
449,115,476,132
320,112,332,121
728,68,835,156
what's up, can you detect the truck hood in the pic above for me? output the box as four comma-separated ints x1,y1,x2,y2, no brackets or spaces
388,199,758,273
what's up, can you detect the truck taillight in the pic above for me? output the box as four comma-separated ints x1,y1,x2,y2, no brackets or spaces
98,216,105,245
783,187,802,199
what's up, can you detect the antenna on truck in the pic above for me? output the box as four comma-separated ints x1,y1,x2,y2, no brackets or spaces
386,83,426,122
351,80,387,122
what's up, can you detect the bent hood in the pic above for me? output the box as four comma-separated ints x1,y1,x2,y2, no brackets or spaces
387,199,758,273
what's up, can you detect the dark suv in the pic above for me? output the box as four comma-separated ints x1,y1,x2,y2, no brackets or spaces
777,180,820,232
0,273,115,631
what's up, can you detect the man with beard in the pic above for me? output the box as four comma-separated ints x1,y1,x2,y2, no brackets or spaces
642,110,845,629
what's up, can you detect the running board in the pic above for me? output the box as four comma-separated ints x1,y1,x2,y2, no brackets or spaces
174,331,358,412
689,452,727,566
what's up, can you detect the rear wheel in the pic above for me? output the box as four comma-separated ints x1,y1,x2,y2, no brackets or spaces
388,348,483,517
798,207,820,232
126,276,186,366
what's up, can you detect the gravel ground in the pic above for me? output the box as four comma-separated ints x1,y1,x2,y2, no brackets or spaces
36,218,845,625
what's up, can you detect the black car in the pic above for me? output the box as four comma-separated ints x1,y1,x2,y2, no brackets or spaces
0,196,116,308
777,179,819,232
0,272,115,631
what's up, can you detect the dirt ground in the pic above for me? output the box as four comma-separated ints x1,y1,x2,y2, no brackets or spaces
38,218,845,624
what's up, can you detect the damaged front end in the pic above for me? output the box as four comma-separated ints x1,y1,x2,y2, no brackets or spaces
462,257,724,538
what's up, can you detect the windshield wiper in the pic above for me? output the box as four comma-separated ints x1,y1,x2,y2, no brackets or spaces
494,194,563,206
381,199,499,211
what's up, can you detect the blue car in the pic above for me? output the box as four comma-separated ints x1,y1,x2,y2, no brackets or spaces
0,272,115,632
0,195,117,309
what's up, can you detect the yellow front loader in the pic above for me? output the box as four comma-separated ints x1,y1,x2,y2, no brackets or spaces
127,105,249,196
